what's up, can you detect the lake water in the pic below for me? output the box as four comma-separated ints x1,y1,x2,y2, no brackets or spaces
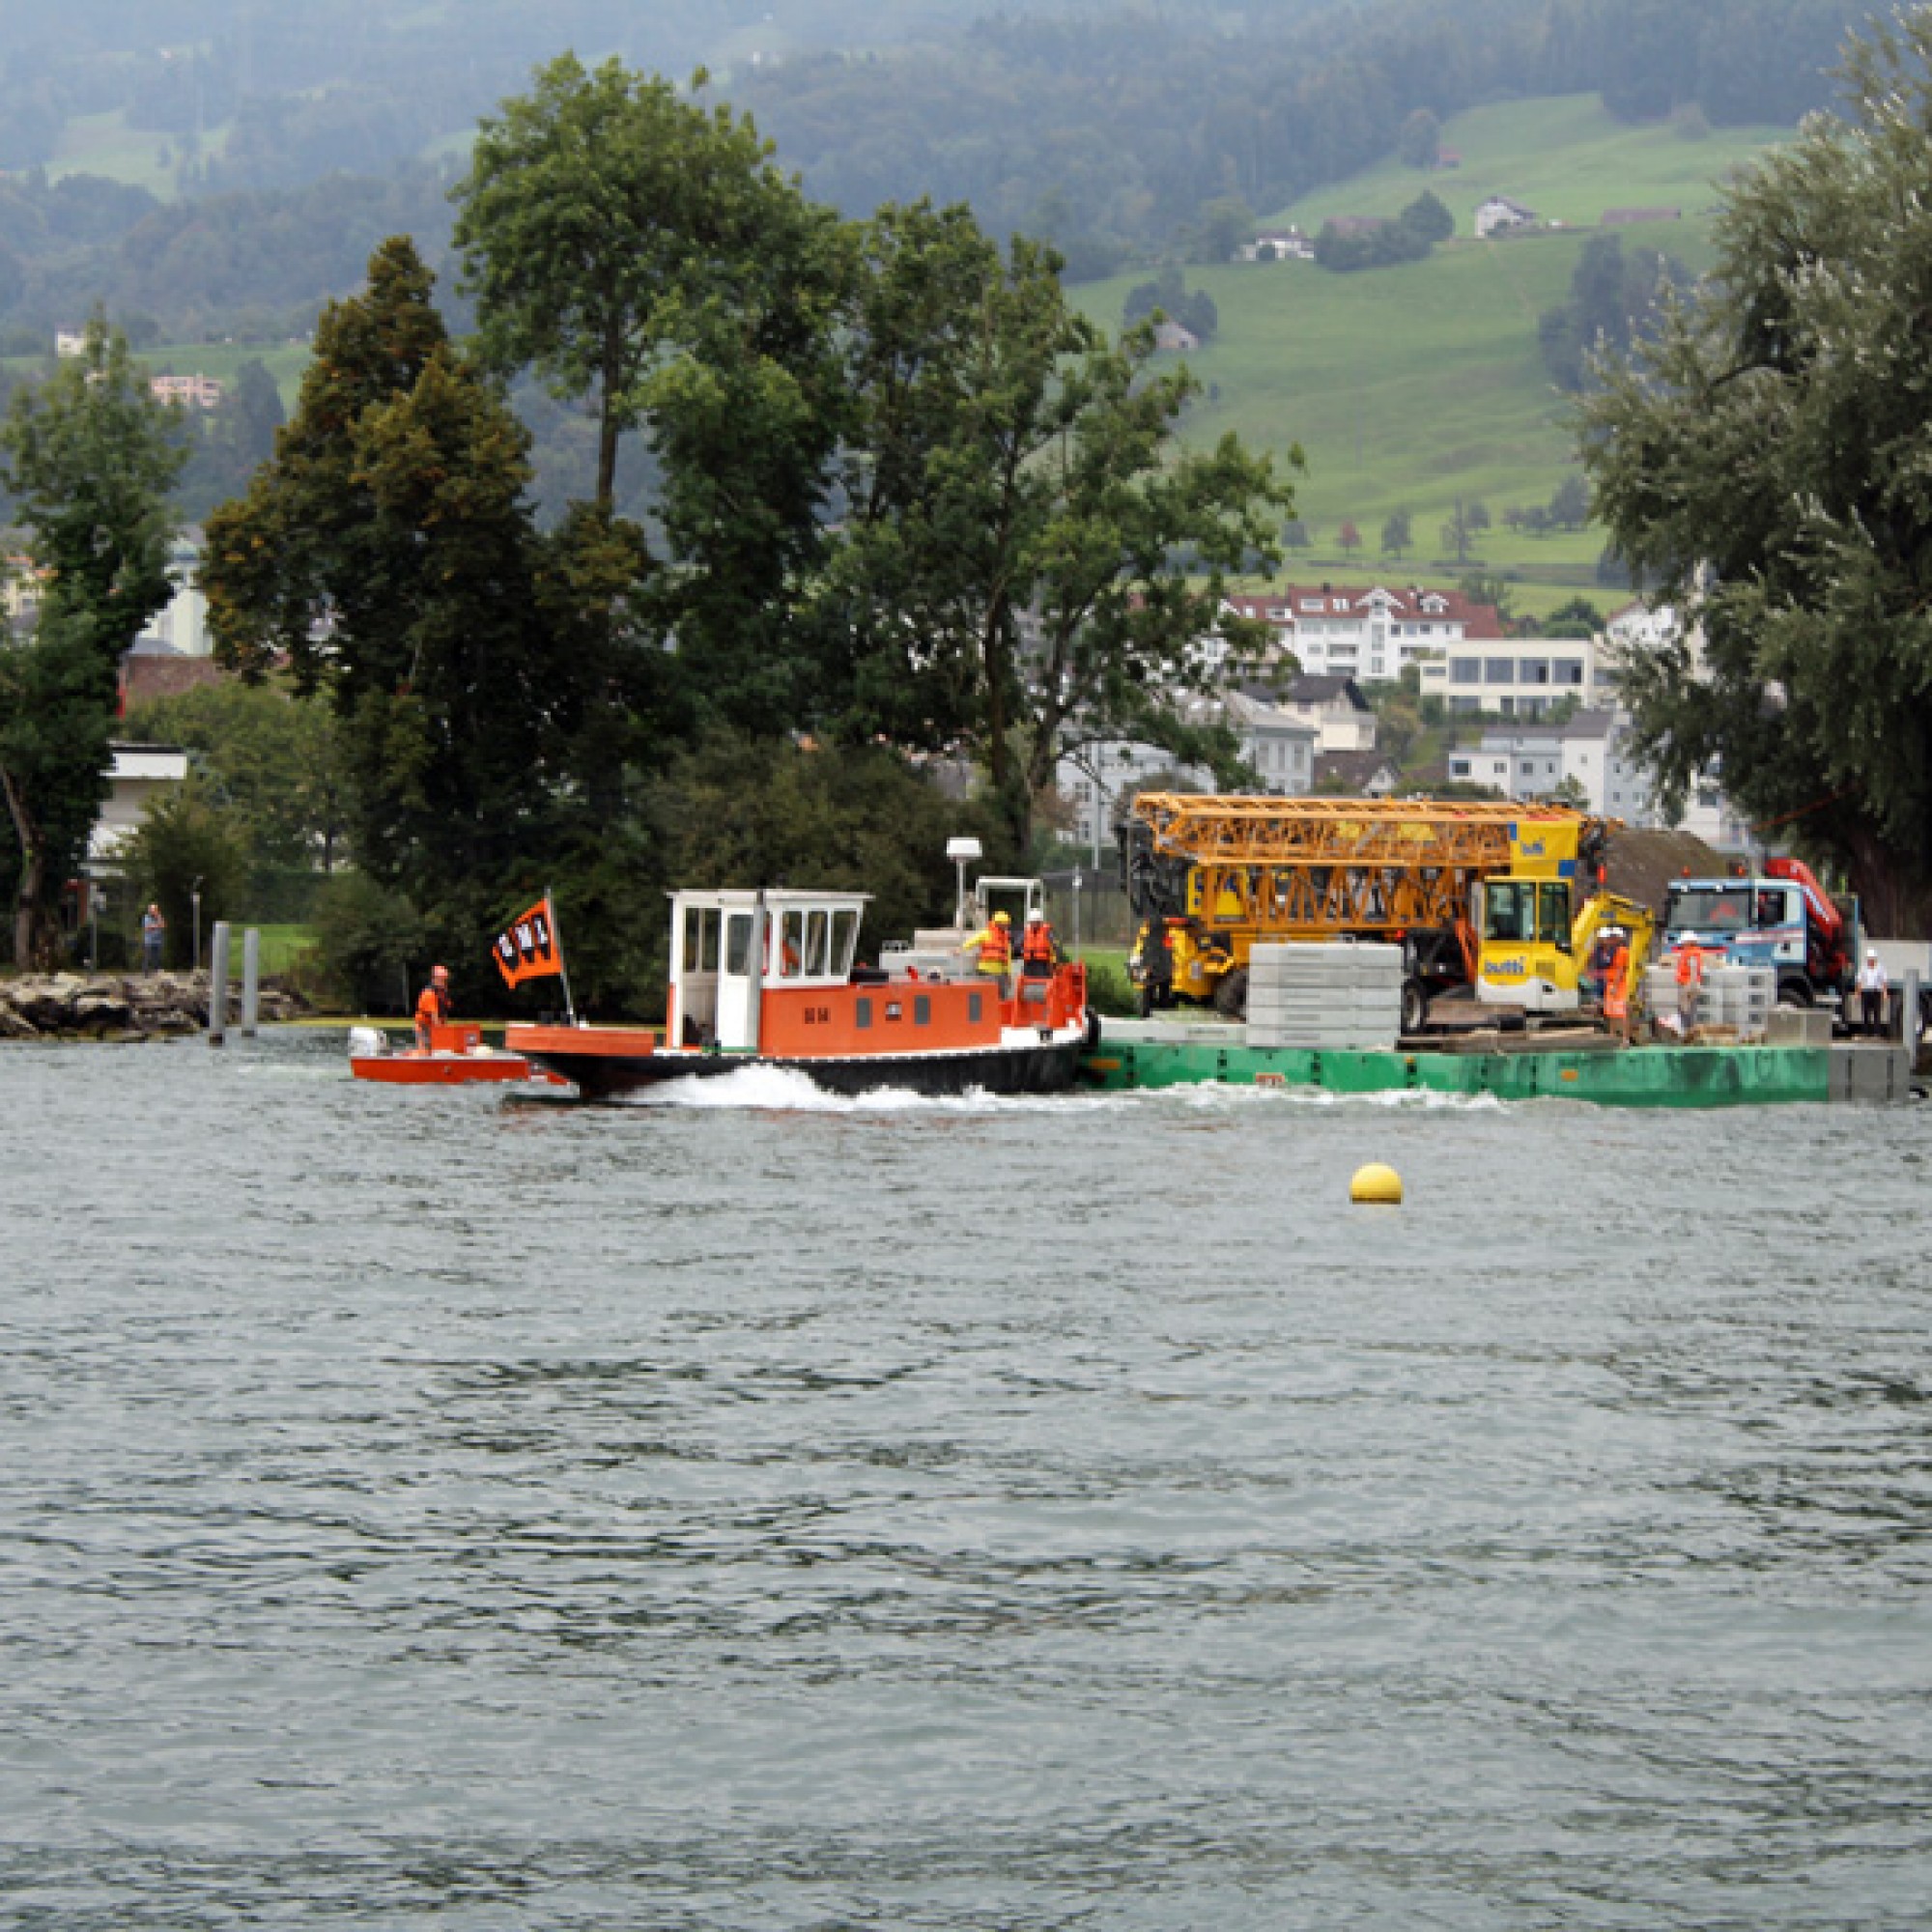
4,1031,1931,1928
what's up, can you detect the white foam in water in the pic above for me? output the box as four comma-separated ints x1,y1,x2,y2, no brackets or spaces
608,1062,1510,1117
611,1064,1122,1116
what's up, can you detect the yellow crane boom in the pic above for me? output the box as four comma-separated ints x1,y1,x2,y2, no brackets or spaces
1122,793,1610,1023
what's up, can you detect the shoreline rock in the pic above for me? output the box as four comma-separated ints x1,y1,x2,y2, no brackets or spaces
0,971,308,1041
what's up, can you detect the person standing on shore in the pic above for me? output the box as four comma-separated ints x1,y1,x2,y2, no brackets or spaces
141,903,166,975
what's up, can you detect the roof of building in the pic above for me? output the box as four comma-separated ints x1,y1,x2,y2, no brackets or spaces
1278,672,1372,710
107,743,190,781
119,653,229,707
1312,748,1399,794
1223,689,1319,736
1223,584,1507,639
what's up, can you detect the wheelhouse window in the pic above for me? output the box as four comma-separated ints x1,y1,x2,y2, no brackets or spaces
777,909,805,977
725,914,752,975
683,905,721,973
804,909,830,977
831,908,861,978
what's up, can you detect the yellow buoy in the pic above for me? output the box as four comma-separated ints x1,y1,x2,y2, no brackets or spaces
1350,1162,1404,1206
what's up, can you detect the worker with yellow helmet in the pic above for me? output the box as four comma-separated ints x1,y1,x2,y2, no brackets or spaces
965,908,1014,997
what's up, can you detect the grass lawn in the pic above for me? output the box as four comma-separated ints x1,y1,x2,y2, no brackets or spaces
1075,93,1786,597
1278,93,1779,235
246,924,319,977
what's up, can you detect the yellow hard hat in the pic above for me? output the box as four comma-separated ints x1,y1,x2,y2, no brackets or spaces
993,911,1010,924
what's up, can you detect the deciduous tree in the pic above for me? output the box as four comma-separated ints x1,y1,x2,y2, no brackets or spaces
1580,9,1932,927
0,316,185,966
823,202,1294,851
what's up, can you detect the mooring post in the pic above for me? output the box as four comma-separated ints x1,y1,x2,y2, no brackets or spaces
209,921,232,1046
242,927,261,1037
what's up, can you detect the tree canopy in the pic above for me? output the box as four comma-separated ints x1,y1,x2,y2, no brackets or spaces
819,201,1293,849
1579,6,1932,929
199,237,660,1003
0,316,184,965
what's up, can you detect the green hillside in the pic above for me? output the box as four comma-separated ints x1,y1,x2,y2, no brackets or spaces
1079,95,1788,592
1281,93,1782,232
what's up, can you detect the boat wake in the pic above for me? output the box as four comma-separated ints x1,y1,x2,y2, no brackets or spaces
607,1064,1110,1116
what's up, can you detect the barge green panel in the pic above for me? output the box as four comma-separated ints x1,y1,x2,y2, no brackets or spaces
1079,1041,1833,1108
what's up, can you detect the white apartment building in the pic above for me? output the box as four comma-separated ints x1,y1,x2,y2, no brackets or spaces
1418,635,1611,716
1221,582,1507,684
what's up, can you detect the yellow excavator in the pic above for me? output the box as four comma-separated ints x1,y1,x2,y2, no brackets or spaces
1473,820,1654,1016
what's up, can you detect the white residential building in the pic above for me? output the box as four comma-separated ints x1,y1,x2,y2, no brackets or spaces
1222,582,1507,684
135,532,210,658
1474,195,1537,238
1270,674,1378,753
91,743,189,863
1223,691,1318,792
1419,635,1611,716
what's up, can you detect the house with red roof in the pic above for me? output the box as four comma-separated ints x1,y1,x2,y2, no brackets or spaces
1220,582,1506,683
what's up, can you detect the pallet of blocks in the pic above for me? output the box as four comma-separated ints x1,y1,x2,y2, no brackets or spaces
1244,941,1405,1051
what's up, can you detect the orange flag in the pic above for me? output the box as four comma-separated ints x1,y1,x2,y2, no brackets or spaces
494,896,562,988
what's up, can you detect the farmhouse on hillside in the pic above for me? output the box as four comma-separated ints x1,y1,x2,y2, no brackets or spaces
1474,195,1537,238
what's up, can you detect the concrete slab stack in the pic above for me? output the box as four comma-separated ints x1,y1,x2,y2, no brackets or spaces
1244,941,1404,1051
1643,964,1775,1038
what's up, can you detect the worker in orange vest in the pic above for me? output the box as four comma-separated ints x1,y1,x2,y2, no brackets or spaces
414,963,452,1052
1020,913,1058,980
966,909,1013,995
1674,937,1706,1039
1602,926,1633,1045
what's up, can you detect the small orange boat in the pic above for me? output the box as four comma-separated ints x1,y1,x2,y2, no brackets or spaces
349,1021,549,1085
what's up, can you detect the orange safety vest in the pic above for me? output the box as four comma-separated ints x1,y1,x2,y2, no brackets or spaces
974,923,1011,971
1603,945,1631,1019
1675,945,1704,987
415,983,450,1032
1021,922,1055,966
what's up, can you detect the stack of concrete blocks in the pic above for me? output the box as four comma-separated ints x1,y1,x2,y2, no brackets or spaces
1643,963,1775,1038
1707,965,1775,1038
1244,941,1404,1051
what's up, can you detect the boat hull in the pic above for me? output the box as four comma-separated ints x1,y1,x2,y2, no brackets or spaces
351,1051,539,1085
506,1022,1088,1101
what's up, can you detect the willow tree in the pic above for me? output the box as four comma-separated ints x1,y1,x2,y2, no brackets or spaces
0,317,184,967
1580,9,1932,931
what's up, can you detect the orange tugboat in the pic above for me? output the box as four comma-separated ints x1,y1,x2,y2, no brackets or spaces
506,886,1094,1101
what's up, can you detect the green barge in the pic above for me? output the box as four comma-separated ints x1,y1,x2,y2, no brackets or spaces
1079,1025,1918,1108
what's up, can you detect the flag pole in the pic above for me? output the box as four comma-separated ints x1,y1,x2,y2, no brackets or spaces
547,888,578,1026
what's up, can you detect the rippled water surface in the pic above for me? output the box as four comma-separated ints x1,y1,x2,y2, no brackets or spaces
4,1031,1932,1928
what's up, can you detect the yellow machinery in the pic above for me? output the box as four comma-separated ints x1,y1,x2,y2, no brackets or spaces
1474,821,1652,1014
1122,794,1607,1030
